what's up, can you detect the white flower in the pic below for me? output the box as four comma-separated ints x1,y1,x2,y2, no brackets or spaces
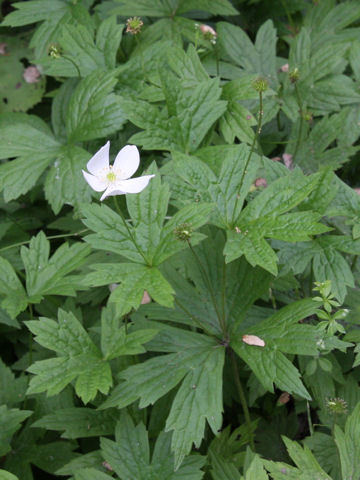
82,141,155,201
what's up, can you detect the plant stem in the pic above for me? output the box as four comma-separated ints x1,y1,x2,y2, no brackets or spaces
174,298,215,337
0,229,89,253
280,0,295,32
187,240,226,335
351,255,358,272
293,83,304,160
231,90,264,226
113,196,148,264
306,401,314,436
135,35,146,82
230,349,255,451
63,55,81,77
28,304,33,367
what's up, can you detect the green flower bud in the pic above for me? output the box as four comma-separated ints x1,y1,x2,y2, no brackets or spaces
253,77,268,93
289,67,300,83
326,397,348,415
174,223,193,242
126,17,144,35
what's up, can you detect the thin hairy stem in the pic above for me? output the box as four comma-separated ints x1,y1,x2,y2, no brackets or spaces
230,349,255,451
231,90,264,226
63,55,81,77
0,229,90,253
113,196,148,264
293,83,304,159
306,401,314,436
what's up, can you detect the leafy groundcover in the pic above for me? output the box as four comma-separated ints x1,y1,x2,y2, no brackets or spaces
1,0,360,478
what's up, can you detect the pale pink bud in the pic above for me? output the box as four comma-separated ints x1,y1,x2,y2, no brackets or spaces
271,156,281,162
102,461,113,472
278,392,290,404
246,114,252,120
0,43,7,55
23,66,41,83
282,153,293,169
280,63,289,73
199,24,217,37
108,283,118,292
255,177,267,188
141,290,151,304
354,188,360,195
242,334,265,347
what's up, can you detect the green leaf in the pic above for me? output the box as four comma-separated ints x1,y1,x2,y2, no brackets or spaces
0,256,28,318
225,229,279,275
110,0,173,16
0,470,19,480
0,359,27,406
96,16,124,69
208,144,260,228
0,114,60,159
26,309,112,403
218,20,278,87
74,470,112,480
66,70,126,142
21,231,90,301
334,402,360,479
231,301,317,400
101,412,206,477
101,305,158,360
32,407,120,439
0,405,32,456
101,328,225,469
178,0,237,15
124,76,227,153
1,0,68,27
87,263,175,314
44,145,92,213
312,237,354,302
245,455,269,480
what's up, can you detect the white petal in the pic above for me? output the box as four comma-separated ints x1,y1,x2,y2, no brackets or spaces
117,175,155,194
242,334,265,347
82,170,107,192
87,141,110,175
100,185,126,201
113,145,140,179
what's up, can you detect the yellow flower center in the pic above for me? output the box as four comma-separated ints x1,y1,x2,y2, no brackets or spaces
106,171,116,182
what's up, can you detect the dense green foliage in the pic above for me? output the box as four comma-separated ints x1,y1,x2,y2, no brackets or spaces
1,0,360,478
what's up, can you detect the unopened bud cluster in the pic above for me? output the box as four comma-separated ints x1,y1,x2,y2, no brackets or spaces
326,397,348,415
195,23,217,45
253,77,268,93
48,44,62,59
174,223,193,242
126,17,143,35
289,67,300,83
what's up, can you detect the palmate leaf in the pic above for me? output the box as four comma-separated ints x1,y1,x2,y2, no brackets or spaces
20,231,90,303
122,50,227,153
334,402,360,479
264,437,333,480
0,405,32,456
39,16,123,77
218,20,278,87
0,113,62,201
101,324,225,469
66,69,126,142
224,170,328,274
101,412,206,478
26,309,112,404
82,168,213,313
32,407,121,439
0,256,28,318
231,299,322,399
26,306,156,404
